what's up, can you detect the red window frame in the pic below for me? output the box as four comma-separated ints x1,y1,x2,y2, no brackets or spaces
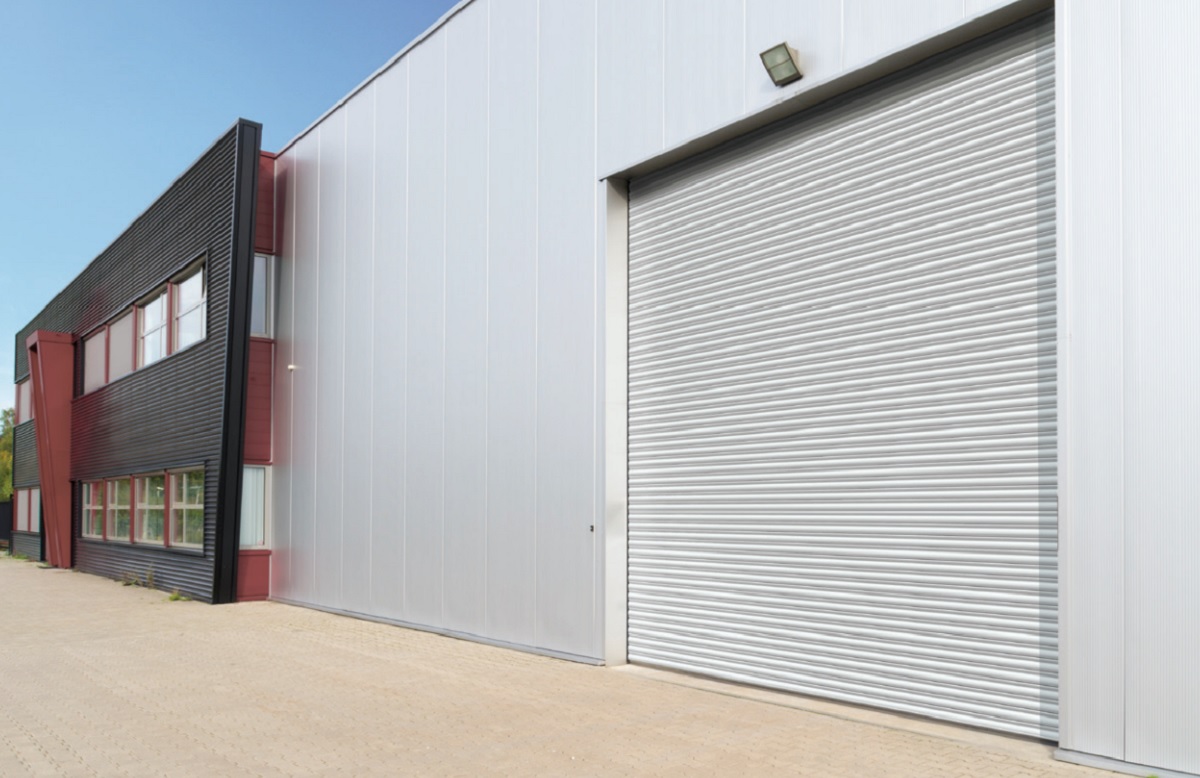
104,477,134,543
82,481,106,539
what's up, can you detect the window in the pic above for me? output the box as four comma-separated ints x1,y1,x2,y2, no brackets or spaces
135,474,166,545
240,466,268,548
28,488,41,533
107,478,131,541
82,482,105,538
15,489,29,532
251,255,273,337
109,311,135,381
174,264,206,351
16,379,32,424
83,330,108,393
170,469,205,548
138,289,168,368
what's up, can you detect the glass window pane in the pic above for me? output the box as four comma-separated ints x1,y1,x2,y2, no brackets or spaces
30,489,40,533
17,380,32,424
114,509,131,539
184,509,204,546
142,510,164,542
240,466,266,547
187,472,203,504
16,490,28,532
176,267,204,311
110,478,130,506
109,312,134,380
145,475,165,507
175,308,205,350
251,255,268,335
83,331,107,393
141,293,165,332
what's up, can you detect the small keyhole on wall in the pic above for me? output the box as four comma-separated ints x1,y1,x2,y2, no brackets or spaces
589,525,594,533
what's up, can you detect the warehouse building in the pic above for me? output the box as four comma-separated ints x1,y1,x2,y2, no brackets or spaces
12,1,1200,775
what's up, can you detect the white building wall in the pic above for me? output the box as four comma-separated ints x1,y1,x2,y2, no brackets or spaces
273,0,1049,663
1060,2,1200,774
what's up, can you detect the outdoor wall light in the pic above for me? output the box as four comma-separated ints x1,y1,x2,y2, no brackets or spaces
760,42,802,86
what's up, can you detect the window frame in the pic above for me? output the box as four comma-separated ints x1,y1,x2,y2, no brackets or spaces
251,254,274,338
137,287,170,370
168,468,205,549
82,328,109,394
172,262,207,352
133,473,167,547
28,488,41,534
240,465,271,549
82,481,106,539
105,477,133,543
15,379,33,424
15,489,28,533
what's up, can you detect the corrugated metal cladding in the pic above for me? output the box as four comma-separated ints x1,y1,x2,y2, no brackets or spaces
627,15,1056,738
12,422,39,488
11,532,42,561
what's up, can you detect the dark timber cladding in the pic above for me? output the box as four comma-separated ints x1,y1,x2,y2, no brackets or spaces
11,120,262,602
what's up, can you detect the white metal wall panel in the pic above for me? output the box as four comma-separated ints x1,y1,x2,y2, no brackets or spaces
288,130,321,607
368,62,410,624
1056,0,1124,759
627,17,1057,738
1120,2,1200,772
664,0,744,144
597,0,665,174
315,109,348,608
404,30,448,628
442,0,490,636
485,0,539,648
340,85,378,615
842,0,963,71
534,0,600,657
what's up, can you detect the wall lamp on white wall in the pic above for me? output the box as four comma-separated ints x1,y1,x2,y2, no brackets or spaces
760,43,803,86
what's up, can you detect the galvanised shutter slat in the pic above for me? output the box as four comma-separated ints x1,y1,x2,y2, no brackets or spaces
627,16,1056,739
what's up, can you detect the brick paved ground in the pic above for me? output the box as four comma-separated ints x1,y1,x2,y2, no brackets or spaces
0,557,1114,777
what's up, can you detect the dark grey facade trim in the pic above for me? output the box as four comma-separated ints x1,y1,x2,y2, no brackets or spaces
212,119,263,604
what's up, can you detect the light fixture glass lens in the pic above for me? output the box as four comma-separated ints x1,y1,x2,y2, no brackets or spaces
770,61,799,81
762,45,791,68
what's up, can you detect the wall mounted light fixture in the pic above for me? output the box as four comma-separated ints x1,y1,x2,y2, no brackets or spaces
760,43,802,86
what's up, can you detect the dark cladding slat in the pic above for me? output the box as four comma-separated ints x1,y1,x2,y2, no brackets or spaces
12,421,39,488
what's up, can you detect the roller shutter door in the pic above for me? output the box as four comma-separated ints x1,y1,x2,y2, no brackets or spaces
627,15,1057,738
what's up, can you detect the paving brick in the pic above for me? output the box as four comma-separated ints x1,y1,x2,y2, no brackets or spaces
0,558,1116,777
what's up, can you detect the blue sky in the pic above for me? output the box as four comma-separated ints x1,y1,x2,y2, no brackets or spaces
0,0,459,410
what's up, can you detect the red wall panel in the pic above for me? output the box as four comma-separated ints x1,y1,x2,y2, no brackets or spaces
244,338,273,464
237,549,270,601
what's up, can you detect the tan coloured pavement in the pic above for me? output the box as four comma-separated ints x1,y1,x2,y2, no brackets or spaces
0,557,1114,777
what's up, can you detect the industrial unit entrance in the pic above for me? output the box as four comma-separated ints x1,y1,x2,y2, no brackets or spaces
626,15,1056,739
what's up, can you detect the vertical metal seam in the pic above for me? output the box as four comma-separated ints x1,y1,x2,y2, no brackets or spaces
403,60,411,619
311,125,321,602
1117,0,1127,756
533,0,541,647
591,0,600,657
441,28,449,626
368,80,378,612
339,109,349,607
483,0,492,634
